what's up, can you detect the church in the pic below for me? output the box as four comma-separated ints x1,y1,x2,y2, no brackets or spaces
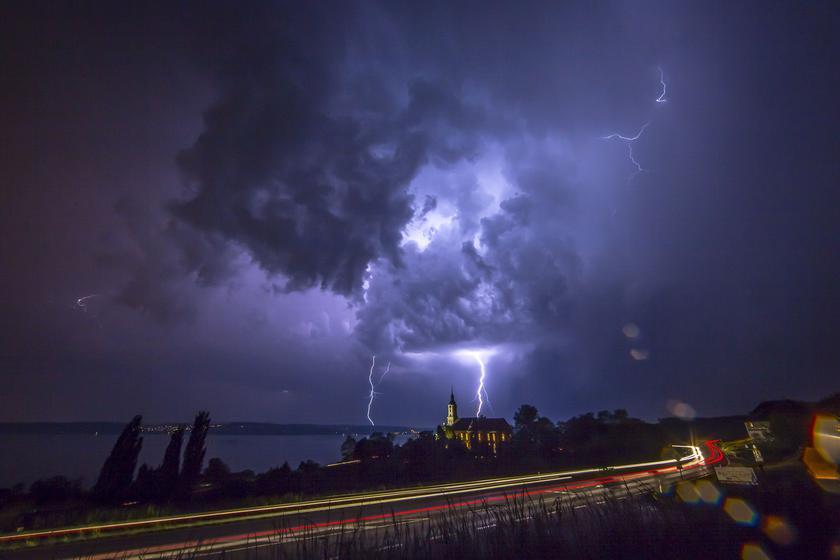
440,388,512,454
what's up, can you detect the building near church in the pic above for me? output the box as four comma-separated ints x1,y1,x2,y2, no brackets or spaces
440,388,512,454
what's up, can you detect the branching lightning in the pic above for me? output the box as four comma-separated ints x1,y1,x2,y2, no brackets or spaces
366,355,377,426
601,122,650,142
602,66,669,179
365,356,391,427
656,67,668,103
379,361,391,384
75,294,100,312
470,352,487,416
602,123,649,178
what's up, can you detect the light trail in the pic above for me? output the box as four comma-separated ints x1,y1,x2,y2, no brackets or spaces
470,351,487,416
366,355,377,426
0,442,714,546
656,66,668,103
0,440,724,559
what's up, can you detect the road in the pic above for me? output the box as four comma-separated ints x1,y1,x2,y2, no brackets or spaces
0,442,722,559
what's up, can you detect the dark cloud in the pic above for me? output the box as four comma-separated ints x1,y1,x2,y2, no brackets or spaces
173,5,489,297
0,1,837,425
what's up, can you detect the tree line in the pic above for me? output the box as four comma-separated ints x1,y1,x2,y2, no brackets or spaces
3,403,729,526
92,411,211,503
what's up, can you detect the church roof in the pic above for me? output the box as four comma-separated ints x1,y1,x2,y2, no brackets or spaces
451,417,512,432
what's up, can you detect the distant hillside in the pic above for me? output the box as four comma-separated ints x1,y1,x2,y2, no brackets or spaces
210,423,417,435
0,422,417,436
748,393,840,420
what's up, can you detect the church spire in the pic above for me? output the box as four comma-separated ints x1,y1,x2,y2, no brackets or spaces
447,387,458,426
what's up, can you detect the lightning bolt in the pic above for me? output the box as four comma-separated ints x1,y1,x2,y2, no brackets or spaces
366,355,377,426
75,294,100,312
656,67,668,103
365,357,391,427
470,352,487,416
601,122,650,142
602,123,649,178
602,67,669,180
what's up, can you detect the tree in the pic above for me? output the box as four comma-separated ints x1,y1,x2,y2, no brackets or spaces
205,458,232,486
180,411,211,496
353,433,394,462
514,404,539,432
159,428,184,494
30,476,82,505
93,415,143,502
340,436,357,461
132,428,184,502
256,462,292,496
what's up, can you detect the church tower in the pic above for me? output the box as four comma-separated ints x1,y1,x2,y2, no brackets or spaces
447,387,458,426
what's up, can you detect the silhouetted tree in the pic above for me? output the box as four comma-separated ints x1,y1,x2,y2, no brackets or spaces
180,411,210,496
340,436,357,461
256,462,292,496
160,428,184,488
30,476,82,505
514,405,539,431
132,428,184,502
93,415,143,502
204,458,231,486
353,432,394,462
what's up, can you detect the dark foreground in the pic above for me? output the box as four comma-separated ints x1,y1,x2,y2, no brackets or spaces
4,444,838,560
1,449,710,559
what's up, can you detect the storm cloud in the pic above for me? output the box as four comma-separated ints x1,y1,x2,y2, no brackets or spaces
0,1,837,425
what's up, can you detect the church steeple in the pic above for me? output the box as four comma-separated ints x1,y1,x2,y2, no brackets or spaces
447,387,458,426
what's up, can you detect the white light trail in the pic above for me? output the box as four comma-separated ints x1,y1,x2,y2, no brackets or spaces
0,441,715,546
656,67,667,103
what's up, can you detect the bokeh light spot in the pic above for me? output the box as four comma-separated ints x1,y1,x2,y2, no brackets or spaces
725,497,758,526
666,399,697,420
696,479,722,505
622,323,640,338
676,481,700,504
762,515,797,546
741,542,772,560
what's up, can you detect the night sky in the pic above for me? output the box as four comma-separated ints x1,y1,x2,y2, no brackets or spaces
1,2,838,426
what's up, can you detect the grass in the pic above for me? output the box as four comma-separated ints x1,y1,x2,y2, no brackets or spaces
170,488,744,560
146,469,838,560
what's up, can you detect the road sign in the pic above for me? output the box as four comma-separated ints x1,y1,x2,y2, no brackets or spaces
715,466,758,485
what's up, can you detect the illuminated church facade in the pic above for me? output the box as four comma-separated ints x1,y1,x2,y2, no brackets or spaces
440,389,512,454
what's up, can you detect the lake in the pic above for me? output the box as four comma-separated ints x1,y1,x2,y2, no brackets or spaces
0,433,354,488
